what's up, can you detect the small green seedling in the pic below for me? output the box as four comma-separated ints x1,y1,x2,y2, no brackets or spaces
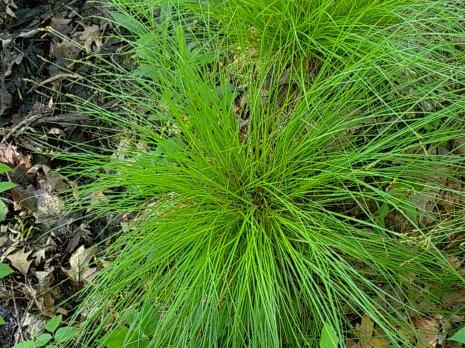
449,326,465,344
12,315,77,348
0,261,14,329
0,163,15,222
0,262,14,279
319,323,339,348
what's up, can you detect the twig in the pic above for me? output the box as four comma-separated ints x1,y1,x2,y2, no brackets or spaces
10,280,25,343
0,28,41,47
37,73,80,87
0,113,48,145
33,113,90,125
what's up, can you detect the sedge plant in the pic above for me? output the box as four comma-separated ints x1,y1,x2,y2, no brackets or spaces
55,0,465,347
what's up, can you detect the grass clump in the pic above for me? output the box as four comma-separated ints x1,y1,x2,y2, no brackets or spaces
60,0,465,347
197,0,411,59
186,0,464,65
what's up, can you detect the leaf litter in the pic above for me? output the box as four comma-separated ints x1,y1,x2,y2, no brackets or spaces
0,0,121,345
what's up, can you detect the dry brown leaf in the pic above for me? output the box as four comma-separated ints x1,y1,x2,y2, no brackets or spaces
43,166,68,192
443,288,465,306
26,283,55,315
21,312,44,339
50,40,80,60
356,315,374,348
353,315,390,348
371,338,389,348
3,53,24,78
447,256,461,269
75,25,99,41
35,269,54,291
413,317,439,348
32,248,47,264
11,185,37,212
50,13,72,33
73,25,102,52
6,248,32,274
346,338,360,348
32,236,56,264
0,144,32,170
33,189,63,226
62,245,97,283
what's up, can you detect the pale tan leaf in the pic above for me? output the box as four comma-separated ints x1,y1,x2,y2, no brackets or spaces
413,317,439,348
355,314,374,348
62,245,97,282
6,248,32,274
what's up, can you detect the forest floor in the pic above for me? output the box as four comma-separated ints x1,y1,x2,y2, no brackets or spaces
0,1,119,346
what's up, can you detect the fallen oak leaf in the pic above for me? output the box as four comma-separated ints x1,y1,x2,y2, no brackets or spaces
73,25,101,52
443,287,465,307
50,13,72,34
6,248,32,274
42,165,68,192
32,236,56,264
11,185,37,213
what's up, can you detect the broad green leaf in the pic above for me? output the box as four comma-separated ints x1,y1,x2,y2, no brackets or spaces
140,304,159,337
109,11,146,35
136,337,150,347
44,315,62,333
0,163,12,173
125,329,151,348
0,262,14,278
54,326,78,343
449,326,465,343
101,327,129,348
0,316,6,326
122,308,139,325
375,203,389,228
34,333,53,347
0,181,15,193
131,65,158,80
320,322,339,348
0,200,7,222
12,341,35,348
